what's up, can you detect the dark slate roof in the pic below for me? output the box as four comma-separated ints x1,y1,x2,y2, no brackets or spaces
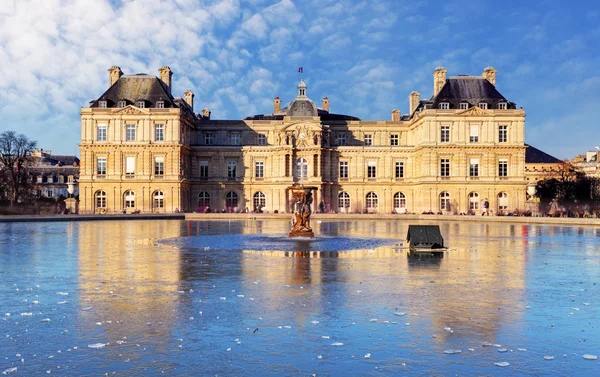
417,76,517,112
90,75,177,108
244,108,360,121
525,144,562,164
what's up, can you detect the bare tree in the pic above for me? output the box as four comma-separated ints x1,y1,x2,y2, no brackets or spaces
0,131,37,206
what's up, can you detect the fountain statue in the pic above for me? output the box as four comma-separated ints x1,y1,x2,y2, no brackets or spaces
289,186,318,238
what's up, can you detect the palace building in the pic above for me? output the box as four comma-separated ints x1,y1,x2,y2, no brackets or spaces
79,65,530,215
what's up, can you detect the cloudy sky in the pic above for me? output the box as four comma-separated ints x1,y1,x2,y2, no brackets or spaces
0,0,599,158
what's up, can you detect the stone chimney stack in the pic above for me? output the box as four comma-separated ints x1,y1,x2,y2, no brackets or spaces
273,97,281,113
202,108,211,119
482,66,497,86
391,109,400,122
184,90,194,111
108,66,123,87
433,66,447,97
322,97,330,112
409,91,420,115
158,66,173,95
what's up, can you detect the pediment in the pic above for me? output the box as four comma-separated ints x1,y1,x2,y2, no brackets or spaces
282,122,322,133
458,106,490,116
112,105,150,115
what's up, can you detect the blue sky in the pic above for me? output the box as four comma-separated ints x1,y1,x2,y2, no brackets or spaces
0,0,599,158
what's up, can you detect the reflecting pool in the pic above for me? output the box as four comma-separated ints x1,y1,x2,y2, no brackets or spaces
0,219,599,376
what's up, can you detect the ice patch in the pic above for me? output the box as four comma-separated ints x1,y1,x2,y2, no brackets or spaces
88,343,108,349
494,362,510,367
331,342,344,346
583,354,597,360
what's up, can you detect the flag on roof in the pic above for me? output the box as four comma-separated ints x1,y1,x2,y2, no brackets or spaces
298,67,303,73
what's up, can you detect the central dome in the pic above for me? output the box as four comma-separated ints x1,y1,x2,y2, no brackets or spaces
287,79,318,116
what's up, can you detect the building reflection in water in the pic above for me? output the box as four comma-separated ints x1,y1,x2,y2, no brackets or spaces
77,220,186,350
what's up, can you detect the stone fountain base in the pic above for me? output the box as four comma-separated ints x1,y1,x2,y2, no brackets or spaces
288,186,317,238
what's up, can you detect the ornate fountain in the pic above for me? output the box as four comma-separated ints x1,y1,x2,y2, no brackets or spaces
289,186,318,238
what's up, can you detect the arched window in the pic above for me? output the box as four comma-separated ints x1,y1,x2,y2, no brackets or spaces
469,192,479,210
366,192,378,208
198,191,210,207
95,190,107,208
439,191,450,211
225,191,238,208
253,192,266,212
393,192,406,209
338,192,350,209
124,190,135,208
296,157,308,178
153,190,164,208
498,192,508,211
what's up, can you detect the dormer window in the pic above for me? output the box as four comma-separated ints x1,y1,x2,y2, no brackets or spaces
498,102,507,110
156,101,164,109
136,101,145,108
99,100,107,108
118,100,126,108
439,102,449,110
478,102,488,110
459,102,468,110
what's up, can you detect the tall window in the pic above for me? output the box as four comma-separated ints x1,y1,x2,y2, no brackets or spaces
366,192,378,209
393,192,406,209
313,154,319,177
153,191,164,209
253,192,266,211
337,133,347,146
97,124,107,141
338,192,350,209
125,156,135,178
395,161,404,178
154,156,164,176
227,161,237,178
469,158,479,177
498,125,508,143
390,134,399,146
156,101,164,109
478,102,488,109
199,161,209,178
339,161,349,179
95,190,106,209
118,100,126,108
285,154,290,177
367,161,376,179
469,125,479,143
440,158,450,177
439,102,449,109
364,134,372,146
255,161,264,178
440,191,450,211
124,190,135,208
97,157,107,176
126,124,136,141
225,191,238,208
499,159,508,177
498,192,508,210
230,132,241,145
198,192,210,207
204,133,214,145
440,126,450,143
498,102,507,110
136,101,145,108
258,134,266,145
99,101,107,108
296,158,308,178
155,124,164,141
469,192,479,210
459,102,468,110
47,189,53,198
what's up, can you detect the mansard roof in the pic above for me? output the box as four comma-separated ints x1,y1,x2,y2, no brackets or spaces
244,108,360,121
525,144,562,164
89,74,176,108
420,76,517,110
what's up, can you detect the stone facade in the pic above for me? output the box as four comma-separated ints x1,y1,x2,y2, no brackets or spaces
79,66,530,215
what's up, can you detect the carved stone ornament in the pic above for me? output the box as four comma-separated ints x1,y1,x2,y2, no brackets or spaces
113,105,149,115
459,106,489,116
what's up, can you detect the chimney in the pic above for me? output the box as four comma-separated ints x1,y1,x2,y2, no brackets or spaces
108,66,123,87
322,97,330,112
482,66,497,86
184,90,194,111
202,108,211,119
158,66,173,95
409,91,420,114
391,109,400,122
273,97,281,113
433,66,447,97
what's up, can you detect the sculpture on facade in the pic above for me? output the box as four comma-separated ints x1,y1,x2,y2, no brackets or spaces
289,186,317,238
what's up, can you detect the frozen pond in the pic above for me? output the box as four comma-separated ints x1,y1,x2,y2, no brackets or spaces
0,219,599,376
